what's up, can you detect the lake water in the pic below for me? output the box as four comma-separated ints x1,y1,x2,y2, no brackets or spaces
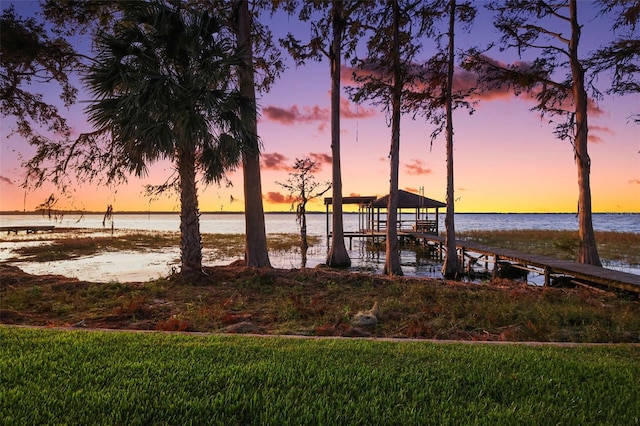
1,212,638,283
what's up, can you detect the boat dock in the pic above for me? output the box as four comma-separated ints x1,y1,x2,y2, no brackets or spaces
416,233,640,293
0,226,55,235
333,231,640,294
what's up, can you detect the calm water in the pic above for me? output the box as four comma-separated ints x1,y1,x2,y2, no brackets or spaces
1,212,638,234
1,212,638,282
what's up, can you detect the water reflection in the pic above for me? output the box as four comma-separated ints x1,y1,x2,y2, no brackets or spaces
3,212,639,283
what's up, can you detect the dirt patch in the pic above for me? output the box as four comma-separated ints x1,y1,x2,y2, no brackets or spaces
1,263,639,342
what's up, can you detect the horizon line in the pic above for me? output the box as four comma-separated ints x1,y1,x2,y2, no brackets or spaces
1,210,638,215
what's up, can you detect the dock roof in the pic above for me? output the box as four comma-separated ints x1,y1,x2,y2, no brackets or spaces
324,190,445,209
372,189,446,209
324,196,377,205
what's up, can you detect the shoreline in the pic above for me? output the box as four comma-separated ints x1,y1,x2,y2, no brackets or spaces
1,227,639,283
2,210,639,215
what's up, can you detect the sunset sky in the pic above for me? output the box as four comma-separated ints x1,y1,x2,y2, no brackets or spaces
1,1,638,213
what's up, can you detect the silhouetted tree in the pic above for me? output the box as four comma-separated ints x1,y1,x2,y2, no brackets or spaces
233,0,272,268
349,0,441,276
276,158,331,267
442,0,463,278
84,1,253,272
403,0,477,278
280,0,369,268
590,0,639,122
1,5,77,154
464,0,606,266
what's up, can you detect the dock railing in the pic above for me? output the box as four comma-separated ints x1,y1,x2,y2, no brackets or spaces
413,220,437,234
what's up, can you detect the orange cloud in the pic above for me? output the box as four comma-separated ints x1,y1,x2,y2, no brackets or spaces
405,159,432,176
264,191,295,204
629,179,640,185
261,152,290,171
404,186,418,193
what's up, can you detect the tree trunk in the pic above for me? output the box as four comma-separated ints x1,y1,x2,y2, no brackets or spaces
442,0,461,278
569,0,601,266
300,203,308,267
384,0,403,276
235,0,271,268
326,0,351,268
176,145,202,272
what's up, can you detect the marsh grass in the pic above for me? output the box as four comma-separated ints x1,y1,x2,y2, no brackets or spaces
2,264,639,342
456,230,640,266
8,230,318,263
1,328,639,425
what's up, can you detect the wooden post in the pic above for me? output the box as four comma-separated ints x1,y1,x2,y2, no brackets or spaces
544,267,551,286
326,202,330,247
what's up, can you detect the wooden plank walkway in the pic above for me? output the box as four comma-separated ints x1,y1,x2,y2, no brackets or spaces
411,233,640,294
0,226,55,235
331,230,640,293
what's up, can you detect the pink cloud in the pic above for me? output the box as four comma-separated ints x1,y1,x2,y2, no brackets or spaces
589,134,604,143
264,191,295,204
405,159,432,176
339,97,376,119
262,105,329,125
262,96,376,128
309,152,332,171
588,125,614,143
0,175,14,186
629,179,640,185
343,57,605,115
261,106,299,125
261,152,290,171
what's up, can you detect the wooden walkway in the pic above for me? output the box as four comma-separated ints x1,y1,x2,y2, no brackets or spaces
0,226,55,235
332,231,640,294
411,233,640,294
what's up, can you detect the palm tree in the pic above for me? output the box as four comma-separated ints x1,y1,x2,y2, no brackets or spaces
85,1,253,273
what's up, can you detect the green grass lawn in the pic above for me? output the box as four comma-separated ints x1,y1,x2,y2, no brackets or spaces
1,328,639,425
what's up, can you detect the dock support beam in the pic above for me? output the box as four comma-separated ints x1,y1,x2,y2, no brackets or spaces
544,267,551,287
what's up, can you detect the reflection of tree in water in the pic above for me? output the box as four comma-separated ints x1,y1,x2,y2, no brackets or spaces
103,204,114,233
37,194,61,220
360,239,444,277
36,194,84,223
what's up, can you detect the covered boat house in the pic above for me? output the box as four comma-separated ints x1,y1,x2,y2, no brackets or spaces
324,189,446,242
